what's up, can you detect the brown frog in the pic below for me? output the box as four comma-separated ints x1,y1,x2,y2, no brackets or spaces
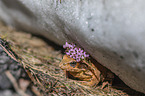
59,55,114,88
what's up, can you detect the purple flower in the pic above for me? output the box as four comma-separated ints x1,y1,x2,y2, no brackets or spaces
84,52,89,58
66,52,70,55
69,48,74,53
78,48,83,52
68,45,73,48
86,54,89,57
70,54,73,58
63,42,69,48
72,56,76,59
76,58,81,62
63,42,89,62
81,56,84,59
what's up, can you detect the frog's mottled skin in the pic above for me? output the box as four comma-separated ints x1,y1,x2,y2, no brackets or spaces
59,55,108,87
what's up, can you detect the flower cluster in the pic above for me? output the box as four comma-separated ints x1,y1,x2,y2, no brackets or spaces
63,42,89,62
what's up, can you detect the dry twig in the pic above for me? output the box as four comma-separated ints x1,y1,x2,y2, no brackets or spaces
5,71,29,96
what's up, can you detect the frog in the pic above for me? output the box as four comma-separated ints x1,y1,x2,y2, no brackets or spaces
59,55,114,88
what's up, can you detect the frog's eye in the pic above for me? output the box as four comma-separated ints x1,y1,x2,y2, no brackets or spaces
78,63,88,69
69,61,77,68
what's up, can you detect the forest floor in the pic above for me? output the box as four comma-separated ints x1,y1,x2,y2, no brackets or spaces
0,21,144,96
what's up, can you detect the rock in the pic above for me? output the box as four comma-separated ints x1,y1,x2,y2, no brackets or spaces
0,0,145,93
0,90,19,96
0,39,24,89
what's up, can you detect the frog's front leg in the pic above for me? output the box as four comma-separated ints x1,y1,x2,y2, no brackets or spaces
82,60,101,82
69,70,92,81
